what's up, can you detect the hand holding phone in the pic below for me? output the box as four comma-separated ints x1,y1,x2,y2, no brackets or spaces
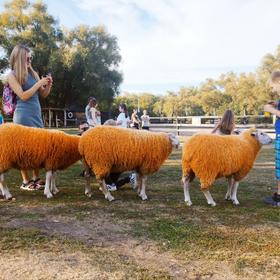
45,70,53,85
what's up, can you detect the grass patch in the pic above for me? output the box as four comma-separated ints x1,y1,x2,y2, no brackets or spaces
0,138,279,278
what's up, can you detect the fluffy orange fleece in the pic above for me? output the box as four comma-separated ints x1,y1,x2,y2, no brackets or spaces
182,128,261,188
79,126,173,179
0,123,81,172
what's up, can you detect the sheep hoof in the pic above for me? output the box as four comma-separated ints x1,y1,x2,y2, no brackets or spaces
185,200,192,206
208,202,216,207
105,193,115,201
225,196,232,201
5,193,13,200
85,192,93,198
45,193,53,199
139,193,148,201
232,200,240,206
52,189,59,195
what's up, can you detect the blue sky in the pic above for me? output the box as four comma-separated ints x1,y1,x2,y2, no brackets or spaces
1,0,280,94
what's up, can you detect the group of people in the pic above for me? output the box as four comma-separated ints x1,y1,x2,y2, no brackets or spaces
85,99,150,130
1,44,280,206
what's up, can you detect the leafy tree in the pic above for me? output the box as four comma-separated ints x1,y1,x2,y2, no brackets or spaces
162,91,179,117
0,0,62,73
177,87,204,116
0,0,123,110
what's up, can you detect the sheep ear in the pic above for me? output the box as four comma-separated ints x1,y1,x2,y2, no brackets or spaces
251,131,257,137
234,129,240,135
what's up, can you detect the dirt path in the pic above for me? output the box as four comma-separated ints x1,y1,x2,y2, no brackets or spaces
1,208,273,280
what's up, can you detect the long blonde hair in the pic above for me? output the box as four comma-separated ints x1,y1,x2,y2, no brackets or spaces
212,110,235,135
9,45,37,85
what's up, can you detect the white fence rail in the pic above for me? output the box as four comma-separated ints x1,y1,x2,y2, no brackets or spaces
149,116,275,136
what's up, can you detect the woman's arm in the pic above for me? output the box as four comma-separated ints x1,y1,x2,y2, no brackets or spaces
39,79,52,98
264,104,280,118
32,71,52,98
8,73,48,101
211,123,220,134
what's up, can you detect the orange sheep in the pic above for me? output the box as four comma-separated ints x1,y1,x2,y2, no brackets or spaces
0,123,81,199
182,128,272,206
79,126,179,201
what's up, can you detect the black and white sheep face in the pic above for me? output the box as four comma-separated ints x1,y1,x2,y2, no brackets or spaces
168,133,180,148
251,130,273,145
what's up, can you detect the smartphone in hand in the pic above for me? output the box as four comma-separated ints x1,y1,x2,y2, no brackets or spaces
46,69,52,84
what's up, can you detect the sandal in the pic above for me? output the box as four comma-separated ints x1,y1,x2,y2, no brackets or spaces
33,178,45,186
20,180,37,191
33,178,45,190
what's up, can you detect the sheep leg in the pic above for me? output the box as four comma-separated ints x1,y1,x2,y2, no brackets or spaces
44,171,53,199
231,181,240,205
51,172,59,195
201,189,216,207
0,174,12,200
83,161,93,198
225,177,234,200
137,175,142,195
99,179,115,201
182,176,192,206
138,175,148,201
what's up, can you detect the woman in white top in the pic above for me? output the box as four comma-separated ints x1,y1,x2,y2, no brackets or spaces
89,98,101,127
141,109,150,130
116,103,130,128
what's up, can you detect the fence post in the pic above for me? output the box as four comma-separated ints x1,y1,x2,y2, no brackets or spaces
176,116,179,136
48,109,51,128
64,109,67,127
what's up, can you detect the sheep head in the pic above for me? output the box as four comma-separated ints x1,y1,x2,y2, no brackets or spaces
250,129,272,145
168,133,180,149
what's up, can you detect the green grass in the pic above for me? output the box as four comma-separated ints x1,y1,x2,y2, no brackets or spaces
0,139,279,279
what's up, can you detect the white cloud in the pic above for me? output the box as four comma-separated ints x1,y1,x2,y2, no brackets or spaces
72,0,280,91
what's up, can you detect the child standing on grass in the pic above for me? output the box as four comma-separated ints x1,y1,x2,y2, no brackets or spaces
264,70,280,206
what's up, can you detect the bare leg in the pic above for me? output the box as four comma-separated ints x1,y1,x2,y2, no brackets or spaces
231,181,240,205
137,175,143,195
21,170,30,183
202,188,216,206
138,175,148,201
182,176,192,206
0,174,12,200
225,176,234,200
32,169,40,180
44,171,53,199
98,179,115,201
